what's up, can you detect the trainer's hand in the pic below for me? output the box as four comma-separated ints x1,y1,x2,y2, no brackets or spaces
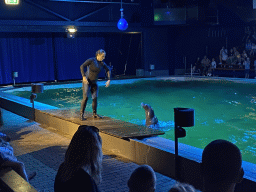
105,80,110,87
83,76,89,84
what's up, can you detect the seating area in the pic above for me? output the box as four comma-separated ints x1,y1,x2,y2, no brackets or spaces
213,68,256,78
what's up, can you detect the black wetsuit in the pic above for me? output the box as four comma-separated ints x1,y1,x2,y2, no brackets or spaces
80,57,110,115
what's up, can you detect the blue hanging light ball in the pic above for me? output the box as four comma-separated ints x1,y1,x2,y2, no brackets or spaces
117,18,128,31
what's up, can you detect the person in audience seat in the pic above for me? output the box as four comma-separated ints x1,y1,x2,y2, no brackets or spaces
201,56,211,76
219,47,228,65
243,57,250,78
0,137,36,183
209,58,216,76
54,125,102,192
201,139,244,192
127,165,156,192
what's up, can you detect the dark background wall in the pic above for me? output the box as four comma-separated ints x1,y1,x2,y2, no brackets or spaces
0,25,248,85
0,0,254,85
0,32,143,84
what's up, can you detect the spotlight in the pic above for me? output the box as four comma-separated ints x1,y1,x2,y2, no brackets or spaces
117,17,128,31
67,28,76,33
5,0,19,5
66,27,77,38
117,1,128,31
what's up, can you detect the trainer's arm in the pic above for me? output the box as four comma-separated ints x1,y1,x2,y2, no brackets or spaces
105,64,111,87
80,59,91,84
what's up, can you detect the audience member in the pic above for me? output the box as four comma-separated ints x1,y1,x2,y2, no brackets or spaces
243,57,250,78
54,125,102,192
209,58,216,76
241,50,248,62
219,47,228,64
233,47,241,65
169,182,195,192
192,57,201,74
250,43,256,56
201,139,244,192
0,137,36,182
201,56,211,76
127,164,156,192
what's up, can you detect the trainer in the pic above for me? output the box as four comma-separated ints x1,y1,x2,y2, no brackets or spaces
80,49,111,120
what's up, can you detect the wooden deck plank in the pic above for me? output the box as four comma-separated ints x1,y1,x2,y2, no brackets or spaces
42,108,165,139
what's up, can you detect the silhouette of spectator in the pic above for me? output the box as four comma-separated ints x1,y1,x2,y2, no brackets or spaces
241,50,248,62
0,137,36,182
219,47,228,65
209,58,216,76
243,57,250,78
201,56,211,76
192,57,200,73
233,47,241,65
54,125,102,192
201,139,244,192
251,43,256,56
169,182,196,192
127,165,156,192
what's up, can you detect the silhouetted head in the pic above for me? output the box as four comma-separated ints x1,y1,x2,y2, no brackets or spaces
63,125,102,184
201,139,244,191
128,165,156,192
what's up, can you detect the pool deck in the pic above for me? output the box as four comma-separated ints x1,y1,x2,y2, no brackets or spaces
41,108,165,139
0,108,179,192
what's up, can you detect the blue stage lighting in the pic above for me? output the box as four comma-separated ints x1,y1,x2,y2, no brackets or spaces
117,18,128,31
117,2,128,31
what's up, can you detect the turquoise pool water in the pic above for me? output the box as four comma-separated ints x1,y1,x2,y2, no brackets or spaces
10,79,256,164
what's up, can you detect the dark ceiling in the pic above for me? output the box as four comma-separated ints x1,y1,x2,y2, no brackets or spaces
0,0,255,33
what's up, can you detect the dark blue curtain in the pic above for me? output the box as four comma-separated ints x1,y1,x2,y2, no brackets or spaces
53,36,105,81
0,33,55,85
104,33,142,76
0,32,142,85
0,38,12,84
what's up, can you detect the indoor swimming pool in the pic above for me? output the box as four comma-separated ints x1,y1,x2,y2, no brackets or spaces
8,77,256,164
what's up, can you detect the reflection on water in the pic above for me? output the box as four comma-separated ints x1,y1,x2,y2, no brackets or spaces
10,80,256,164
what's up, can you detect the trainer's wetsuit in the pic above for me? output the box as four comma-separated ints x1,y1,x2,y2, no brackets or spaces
80,57,110,115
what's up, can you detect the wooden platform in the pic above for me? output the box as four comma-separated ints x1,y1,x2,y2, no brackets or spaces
42,108,165,139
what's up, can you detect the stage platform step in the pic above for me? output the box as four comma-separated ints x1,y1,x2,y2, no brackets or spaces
42,108,165,139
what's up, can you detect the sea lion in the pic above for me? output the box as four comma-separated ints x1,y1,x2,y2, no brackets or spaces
141,102,159,127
